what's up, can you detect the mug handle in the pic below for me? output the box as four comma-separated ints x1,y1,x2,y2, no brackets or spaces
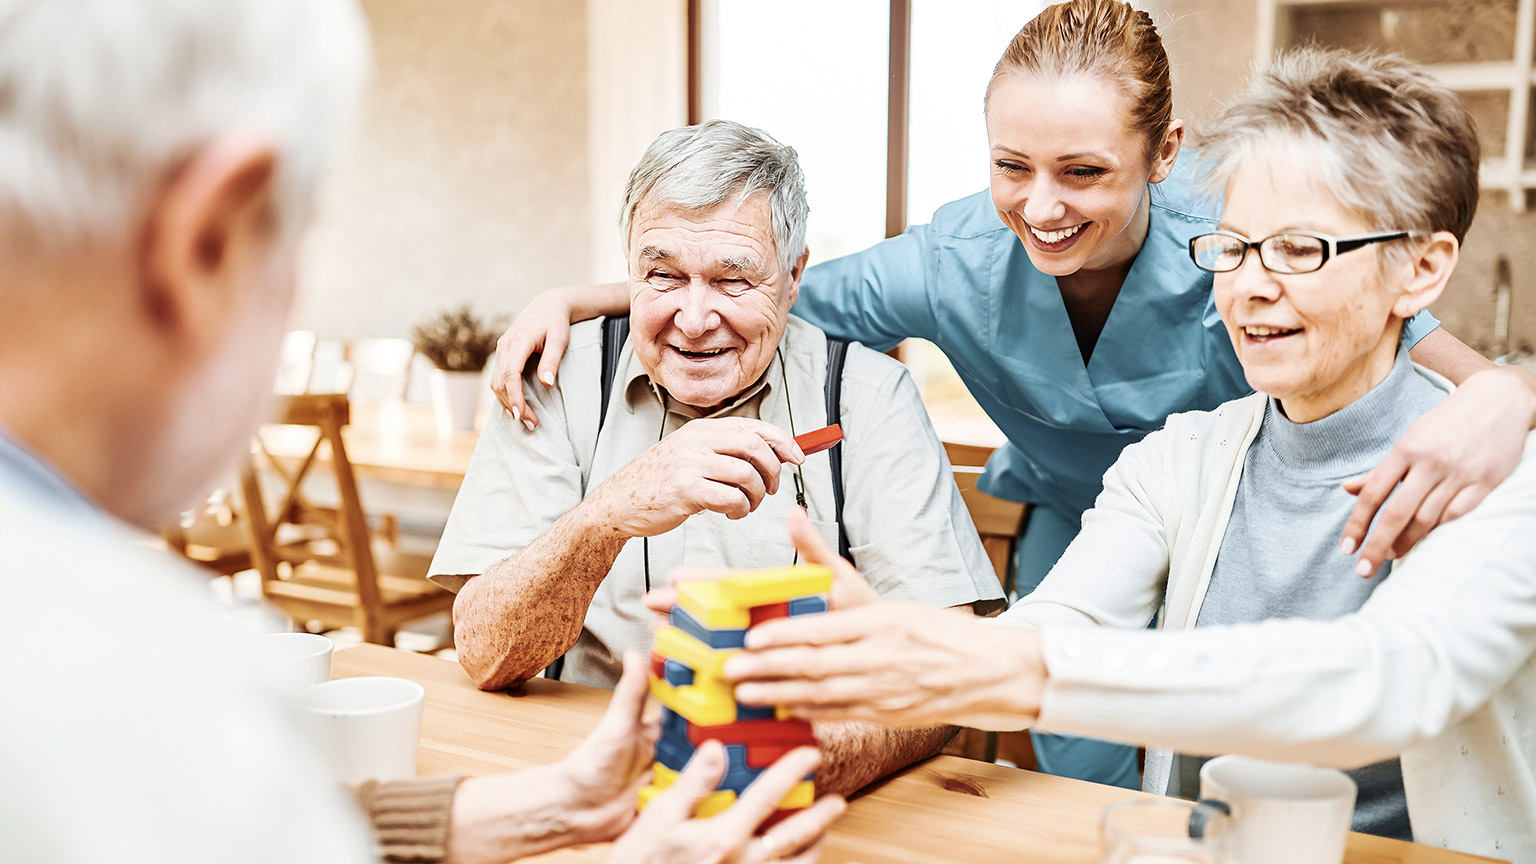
1190,798,1231,838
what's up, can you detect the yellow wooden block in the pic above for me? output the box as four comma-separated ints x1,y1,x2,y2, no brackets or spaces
778,779,815,810
718,566,832,606
674,565,833,628
650,674,737,726
678,562,835,621
640,778,811,818
674,586,751,630
637,783,663,811
694,789,737,818
653,625,736,678
652,762,678,789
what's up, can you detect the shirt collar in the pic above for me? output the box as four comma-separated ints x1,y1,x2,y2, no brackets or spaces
620,338,782,420
0,423,102,519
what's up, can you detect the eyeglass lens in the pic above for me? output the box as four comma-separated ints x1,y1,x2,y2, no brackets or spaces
1193,233,1326,274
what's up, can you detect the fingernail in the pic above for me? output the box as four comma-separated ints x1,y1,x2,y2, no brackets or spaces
1340,537,1356,555
510,405,521,423
1356,558,1374,577
523,418,536,432
540,372,555,386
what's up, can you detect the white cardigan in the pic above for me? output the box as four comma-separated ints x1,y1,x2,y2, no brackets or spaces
999,382,1536,862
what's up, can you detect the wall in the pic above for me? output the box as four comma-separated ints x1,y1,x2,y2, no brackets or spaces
586,0,689,283
295,0,594,341
1146,0,1536,357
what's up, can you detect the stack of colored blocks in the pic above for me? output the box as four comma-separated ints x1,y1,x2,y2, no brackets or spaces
638,565,833,822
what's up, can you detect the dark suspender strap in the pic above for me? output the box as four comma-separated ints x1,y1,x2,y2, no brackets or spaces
547,314,631,684
598,314,631,434
823,337,851,561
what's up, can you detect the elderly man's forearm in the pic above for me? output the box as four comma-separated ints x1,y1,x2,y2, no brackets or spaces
454,506,629,689
812,721,954,798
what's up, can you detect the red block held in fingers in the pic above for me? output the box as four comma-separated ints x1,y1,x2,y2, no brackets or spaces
792,424,843,457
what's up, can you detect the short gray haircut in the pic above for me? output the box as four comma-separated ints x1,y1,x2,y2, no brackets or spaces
619,120,809,274
0,0,370,252
1199,47,1480,267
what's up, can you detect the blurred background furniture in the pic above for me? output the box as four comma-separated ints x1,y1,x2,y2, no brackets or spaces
240,394,454,647
943,441,1036,768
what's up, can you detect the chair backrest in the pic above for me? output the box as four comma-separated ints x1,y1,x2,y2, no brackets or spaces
239,393,384,613
344,338,415,403
945,442,1027,594
274,330,318,394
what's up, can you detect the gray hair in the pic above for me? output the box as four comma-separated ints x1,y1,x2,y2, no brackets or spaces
619,120,809,274
1198,47,1480,267
0,0,370,253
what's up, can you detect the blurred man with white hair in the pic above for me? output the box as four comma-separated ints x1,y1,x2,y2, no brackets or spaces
0,2,843,862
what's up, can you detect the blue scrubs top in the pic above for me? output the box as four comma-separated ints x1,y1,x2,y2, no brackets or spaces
794,155,1440,519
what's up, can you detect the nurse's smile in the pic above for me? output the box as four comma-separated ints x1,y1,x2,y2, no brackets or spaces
1024,220,1090,253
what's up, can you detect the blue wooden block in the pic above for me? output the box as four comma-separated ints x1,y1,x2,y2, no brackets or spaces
656,735,693,772
736,702,776,721
671,604,747,649
660,704,685,737
788,595,828,617
663,658,694,687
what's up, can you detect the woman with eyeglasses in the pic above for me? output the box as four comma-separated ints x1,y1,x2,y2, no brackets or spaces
488,0,1536,788
722,48,1536,858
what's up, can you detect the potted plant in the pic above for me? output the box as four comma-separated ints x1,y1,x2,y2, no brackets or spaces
411,306,502,434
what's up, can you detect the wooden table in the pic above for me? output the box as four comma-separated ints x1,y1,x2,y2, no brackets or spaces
259,401,480,489
333,644,1499,864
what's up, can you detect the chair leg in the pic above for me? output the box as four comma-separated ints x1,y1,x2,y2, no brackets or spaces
362,622,396,647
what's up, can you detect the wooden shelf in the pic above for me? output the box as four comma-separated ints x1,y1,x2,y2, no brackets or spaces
1257,0,1536,212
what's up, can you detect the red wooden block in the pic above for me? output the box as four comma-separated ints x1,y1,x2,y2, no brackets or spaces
792,424,843,457
759,807,805,833
742,742,802,770
649,651,667,681
749,601,791,627
686,717,817,747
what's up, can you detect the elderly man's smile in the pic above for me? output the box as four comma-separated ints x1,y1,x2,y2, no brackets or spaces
671,344,737,361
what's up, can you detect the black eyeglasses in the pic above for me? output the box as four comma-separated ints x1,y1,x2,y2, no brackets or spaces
1188,230,1411,275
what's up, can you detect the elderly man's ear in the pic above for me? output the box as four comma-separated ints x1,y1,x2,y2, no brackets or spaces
785,247,810,304
1391,231,1458,320
139,136,280,351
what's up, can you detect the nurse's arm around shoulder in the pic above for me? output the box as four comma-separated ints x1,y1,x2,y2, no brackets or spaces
1345,326,1536,575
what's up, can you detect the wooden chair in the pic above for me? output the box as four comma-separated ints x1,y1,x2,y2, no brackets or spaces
239,393,453,647
163,487,252,578
275,330,318,395
944,441,1037,769
343,337,416,403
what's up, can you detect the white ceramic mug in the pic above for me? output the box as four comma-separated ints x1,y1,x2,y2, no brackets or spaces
299,676,425,784
257,631,334,694
1198,755,1356,864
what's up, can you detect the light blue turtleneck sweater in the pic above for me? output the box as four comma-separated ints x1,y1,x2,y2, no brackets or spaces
1171,348,1448,841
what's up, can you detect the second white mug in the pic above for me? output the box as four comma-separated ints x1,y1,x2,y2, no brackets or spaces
300,676,425,785
1198,755,1356,864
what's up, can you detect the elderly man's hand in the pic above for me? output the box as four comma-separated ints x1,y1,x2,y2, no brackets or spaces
589,417,805,539
724,604,1045,732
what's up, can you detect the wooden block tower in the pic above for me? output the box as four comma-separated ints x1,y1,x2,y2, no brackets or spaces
639,565,832,823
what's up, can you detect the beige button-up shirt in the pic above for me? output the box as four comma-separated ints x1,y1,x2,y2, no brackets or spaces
429,315,1001,687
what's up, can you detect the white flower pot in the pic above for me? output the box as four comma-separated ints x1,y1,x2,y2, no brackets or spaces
430,368,483,436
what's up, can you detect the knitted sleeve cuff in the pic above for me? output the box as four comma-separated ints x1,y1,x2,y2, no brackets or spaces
355,775,466,863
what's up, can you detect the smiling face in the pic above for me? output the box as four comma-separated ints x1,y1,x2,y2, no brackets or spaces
627,192,802,411
986,72,1177,276
1215,157,1411,422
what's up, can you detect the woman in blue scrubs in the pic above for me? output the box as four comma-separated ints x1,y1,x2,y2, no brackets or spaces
490,0,1536,788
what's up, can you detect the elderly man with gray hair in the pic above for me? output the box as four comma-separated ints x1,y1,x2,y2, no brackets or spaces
432,119,1003,795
